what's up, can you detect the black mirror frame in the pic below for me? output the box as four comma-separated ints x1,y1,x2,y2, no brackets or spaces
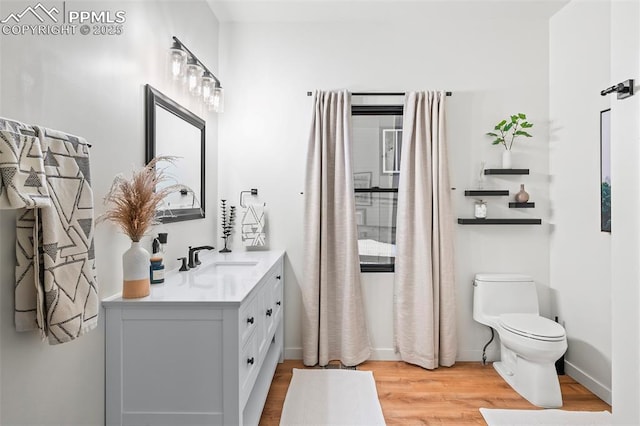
145,84,206,223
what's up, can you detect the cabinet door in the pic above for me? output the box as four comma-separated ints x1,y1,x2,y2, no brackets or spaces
111,308,225,426
272,269,283,322
257,281,273,360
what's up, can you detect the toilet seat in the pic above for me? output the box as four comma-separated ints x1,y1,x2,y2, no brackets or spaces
499,313,566,342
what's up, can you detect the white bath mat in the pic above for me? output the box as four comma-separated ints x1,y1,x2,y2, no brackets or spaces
480,408,612,426
280,368,386,425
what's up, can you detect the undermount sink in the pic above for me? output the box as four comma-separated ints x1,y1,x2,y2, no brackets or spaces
201,260,259,274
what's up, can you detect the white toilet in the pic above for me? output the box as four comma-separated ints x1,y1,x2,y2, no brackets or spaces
473,273,567,408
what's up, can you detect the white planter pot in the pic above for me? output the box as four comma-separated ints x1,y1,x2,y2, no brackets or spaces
502,150,512,169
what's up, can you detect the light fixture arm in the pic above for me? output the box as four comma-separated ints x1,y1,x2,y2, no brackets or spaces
172,36,221,87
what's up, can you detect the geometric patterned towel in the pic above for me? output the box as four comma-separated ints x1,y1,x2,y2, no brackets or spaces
241,203,266,246
0,116,35,135
15,126,98,344
0,129,51,209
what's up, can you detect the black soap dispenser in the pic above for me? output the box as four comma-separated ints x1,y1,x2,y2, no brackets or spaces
150,235,165,284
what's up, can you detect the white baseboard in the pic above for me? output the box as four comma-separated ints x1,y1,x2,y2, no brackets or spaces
284,347,302,360
565,360,612,405
285,347,501,363
284,347,401,361
368,348,401,360
457,349,501,363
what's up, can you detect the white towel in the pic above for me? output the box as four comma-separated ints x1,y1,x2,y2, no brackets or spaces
15,126,98,344
0,129,50,209
241,203,266,246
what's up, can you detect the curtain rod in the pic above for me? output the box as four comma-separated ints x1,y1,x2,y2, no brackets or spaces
306,91,452,96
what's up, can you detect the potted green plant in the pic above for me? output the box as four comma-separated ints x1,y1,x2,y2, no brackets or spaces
486,113,533,168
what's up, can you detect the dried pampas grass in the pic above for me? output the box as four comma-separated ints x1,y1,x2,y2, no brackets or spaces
99,156,191,242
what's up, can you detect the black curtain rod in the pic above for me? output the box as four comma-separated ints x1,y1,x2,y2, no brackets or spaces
306,91,452,96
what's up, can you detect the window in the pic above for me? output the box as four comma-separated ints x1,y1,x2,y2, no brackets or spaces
351,102,403,272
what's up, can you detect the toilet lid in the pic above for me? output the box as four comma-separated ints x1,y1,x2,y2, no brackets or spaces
499,313,566,340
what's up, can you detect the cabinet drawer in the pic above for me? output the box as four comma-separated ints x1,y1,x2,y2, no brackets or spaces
239,330,258,400
239,295,257,347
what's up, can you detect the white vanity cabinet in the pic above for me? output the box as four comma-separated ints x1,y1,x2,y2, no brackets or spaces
103,250,285,426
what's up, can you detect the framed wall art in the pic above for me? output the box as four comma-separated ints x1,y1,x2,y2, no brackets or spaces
382,129,402,174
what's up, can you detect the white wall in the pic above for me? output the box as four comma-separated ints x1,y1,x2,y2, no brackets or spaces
609,0,640,423
549,0,612,403
0,1,219,424
0,18,3,422
218,9,553,362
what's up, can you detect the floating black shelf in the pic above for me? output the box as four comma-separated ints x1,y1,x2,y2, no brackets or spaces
509,202,535,208
464,190,509,196
457,218,542,225
484,169,530,175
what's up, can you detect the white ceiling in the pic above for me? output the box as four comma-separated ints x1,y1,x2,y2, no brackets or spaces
206,0,570,23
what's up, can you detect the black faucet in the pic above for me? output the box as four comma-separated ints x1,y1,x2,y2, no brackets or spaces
188,245,215,269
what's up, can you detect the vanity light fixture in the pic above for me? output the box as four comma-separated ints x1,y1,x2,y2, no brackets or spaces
185,56,203,96
168,36,224,112
168,39,187,79
201,71,215,101
209,82,224,113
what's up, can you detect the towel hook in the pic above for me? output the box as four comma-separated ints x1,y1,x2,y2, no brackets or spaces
240,189,258,208
600,79,634,99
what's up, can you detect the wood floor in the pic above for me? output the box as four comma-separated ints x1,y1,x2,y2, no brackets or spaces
260,360,610,425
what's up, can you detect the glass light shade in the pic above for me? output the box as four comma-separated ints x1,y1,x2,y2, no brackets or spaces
185,61,203,96
201,73,215,102
208,87,224,113
168,45,187,79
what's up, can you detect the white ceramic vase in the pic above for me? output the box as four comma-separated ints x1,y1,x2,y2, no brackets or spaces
502,150,512,169
122,241,150,299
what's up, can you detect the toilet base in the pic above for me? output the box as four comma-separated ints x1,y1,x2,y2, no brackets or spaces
494,352,563,408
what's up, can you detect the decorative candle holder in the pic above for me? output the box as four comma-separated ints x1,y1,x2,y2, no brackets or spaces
474,200,487,219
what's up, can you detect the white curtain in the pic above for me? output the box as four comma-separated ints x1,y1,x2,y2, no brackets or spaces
394,91,457,369
302,90,371,367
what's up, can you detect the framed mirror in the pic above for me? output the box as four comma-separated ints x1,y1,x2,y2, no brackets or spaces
145,84,205,222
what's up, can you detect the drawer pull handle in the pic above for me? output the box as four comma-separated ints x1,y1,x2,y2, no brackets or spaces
276,301,282,306
266,308,273,317
276,275,282,280
247,317,254,324
247,357,254,365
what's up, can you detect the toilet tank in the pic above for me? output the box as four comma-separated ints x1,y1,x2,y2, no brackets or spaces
473,273,539,326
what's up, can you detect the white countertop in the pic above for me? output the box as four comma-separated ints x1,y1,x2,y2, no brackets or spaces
102,249,285,307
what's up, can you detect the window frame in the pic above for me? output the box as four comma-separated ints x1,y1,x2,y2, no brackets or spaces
352,104,402,273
